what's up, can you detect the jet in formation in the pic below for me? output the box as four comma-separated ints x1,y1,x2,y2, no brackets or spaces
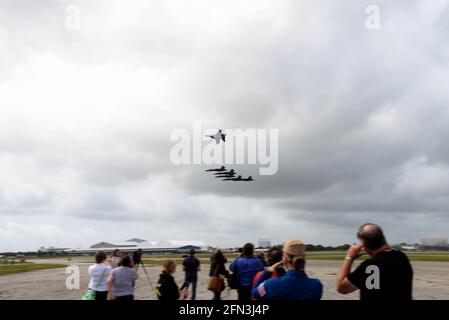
205,167,254,182
205,129,226,144
205,166,226,172
222,175,254,182
215,169,236,178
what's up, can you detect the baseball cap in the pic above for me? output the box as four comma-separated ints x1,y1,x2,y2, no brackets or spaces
283,239,306,258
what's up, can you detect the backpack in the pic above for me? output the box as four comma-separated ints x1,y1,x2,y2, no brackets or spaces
227,258,240,289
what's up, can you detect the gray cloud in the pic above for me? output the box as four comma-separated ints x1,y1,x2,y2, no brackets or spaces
1,0,449,251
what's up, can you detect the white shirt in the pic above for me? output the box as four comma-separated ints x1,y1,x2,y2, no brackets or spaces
88,263,111,292
110,256,121,269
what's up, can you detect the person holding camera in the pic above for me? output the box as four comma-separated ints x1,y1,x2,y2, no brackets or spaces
336,223,413,300
252,239,322,300
109,249,121,269
132,248,143,271
252,246,286,290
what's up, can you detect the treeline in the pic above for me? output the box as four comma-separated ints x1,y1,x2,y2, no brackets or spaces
305,244,351,251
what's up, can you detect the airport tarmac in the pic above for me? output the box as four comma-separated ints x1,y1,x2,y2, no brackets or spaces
0,258,448,300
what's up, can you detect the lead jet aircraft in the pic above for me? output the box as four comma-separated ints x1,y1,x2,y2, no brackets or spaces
205,129,226,144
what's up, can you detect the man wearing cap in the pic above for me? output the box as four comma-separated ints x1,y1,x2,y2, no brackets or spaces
251,239,323,300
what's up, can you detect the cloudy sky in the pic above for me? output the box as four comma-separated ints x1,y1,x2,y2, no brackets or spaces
1,0,449,252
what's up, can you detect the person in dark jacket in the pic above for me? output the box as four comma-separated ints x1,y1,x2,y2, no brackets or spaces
230,243,265,300
182,249,201,300
209,249,228,300
132,249,143,271
156,260,187,300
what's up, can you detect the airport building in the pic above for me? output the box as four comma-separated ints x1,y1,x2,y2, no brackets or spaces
64,238,209,254
38,246,70,253
419,238,449,251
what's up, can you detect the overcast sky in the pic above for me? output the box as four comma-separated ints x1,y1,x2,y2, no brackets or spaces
1,0,449,252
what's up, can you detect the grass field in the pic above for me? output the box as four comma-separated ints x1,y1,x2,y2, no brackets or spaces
26,251,449,265
0,263,67,276
25,256,88,260
141,251,449,264
0,261,32,265
402,253,449,262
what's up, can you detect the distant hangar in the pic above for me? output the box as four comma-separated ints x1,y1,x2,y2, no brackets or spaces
65,238,209,254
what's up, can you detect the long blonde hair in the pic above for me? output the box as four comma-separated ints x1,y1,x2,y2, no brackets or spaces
162,259,176,275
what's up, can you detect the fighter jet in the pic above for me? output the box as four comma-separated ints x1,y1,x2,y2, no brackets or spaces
216,173,236,178
205,166,226,172
222,175,242,181
222,175,254,182
205,129,226,144
214,169,235,176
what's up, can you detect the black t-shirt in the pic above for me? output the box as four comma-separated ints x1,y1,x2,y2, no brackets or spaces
347,250,413,300
183,256,200,281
